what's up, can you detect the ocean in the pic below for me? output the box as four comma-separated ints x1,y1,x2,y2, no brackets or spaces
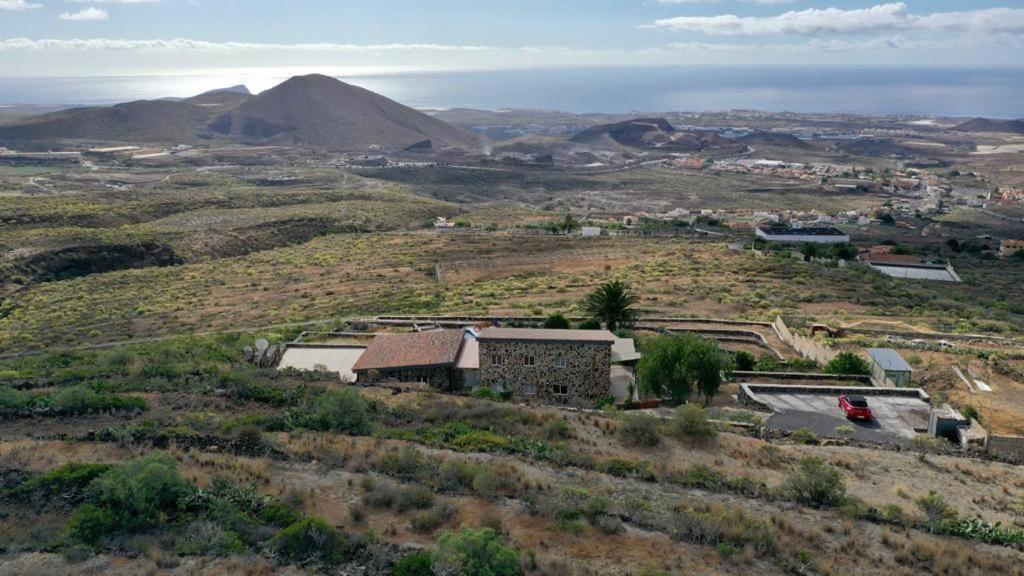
1,66,1022,118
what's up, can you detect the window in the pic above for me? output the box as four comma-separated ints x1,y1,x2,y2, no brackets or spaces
491,354,504,367
555,354,566,368
523,355,535,367
524,383,536,395
553,384,569,396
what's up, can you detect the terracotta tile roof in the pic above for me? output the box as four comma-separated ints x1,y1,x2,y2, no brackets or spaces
477,327,616,343
352,329,465,372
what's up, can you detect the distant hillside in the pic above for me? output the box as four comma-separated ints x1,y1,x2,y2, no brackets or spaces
950,118,1024,134
736,131,812,149
570,117,732,152
0,99,218,143
186,85,252,107
207,74,480,151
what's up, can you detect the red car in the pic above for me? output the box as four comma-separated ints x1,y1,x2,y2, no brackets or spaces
839,394,873,421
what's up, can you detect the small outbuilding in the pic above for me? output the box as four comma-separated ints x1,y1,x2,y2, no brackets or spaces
868,348,914,387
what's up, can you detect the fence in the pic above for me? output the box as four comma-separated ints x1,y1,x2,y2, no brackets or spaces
772,316,838,366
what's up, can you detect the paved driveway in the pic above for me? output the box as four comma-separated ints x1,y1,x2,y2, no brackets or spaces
759,392,930,444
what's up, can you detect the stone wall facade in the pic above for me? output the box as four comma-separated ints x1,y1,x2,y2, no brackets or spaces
987,434,1024,463
478,340,611,405
355,365,459,390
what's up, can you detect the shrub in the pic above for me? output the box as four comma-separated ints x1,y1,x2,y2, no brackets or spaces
576,318,602,330
436,459,478,493
311,388,371,435
71,453,192,543
273,517,346,565
471,388,497,400
394,552,434,576
52,386,147,415
432,527,522,576
382,446,428,482
601,458,657,481
542,313,571,329
68,504,118,545
670,404,717,440
910,435,939,462
915,490,953,529
176,521,245,556
259,501,302,528
6,462,113,503
617,413,660,447
0,386,31,412
789,428,820,445
671,464,727,492
410,503,457,533
395,486,435,513
960,405,982,423
733,351,756,371
541,418,574,440
824,352,872,376
754,354,781,372
783,457,846,508
472,463,519,500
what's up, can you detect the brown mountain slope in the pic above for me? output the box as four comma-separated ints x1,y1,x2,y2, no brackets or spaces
950,117,1024,134
207,74,481,151
570,117,734,152
0,99,217,144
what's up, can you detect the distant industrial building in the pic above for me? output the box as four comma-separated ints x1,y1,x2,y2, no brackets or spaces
0,150,80,165
868,261,961,282
755,225,850,244
868,348,914,387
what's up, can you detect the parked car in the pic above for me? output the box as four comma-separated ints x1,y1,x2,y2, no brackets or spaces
839,394,873,421
937,340,956,350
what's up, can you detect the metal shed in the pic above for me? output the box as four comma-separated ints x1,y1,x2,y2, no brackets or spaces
868,348,914,387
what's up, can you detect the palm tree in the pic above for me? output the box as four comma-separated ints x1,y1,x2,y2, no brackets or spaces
583,280,638,332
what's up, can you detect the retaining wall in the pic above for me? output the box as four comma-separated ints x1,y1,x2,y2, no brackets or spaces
773,317,839,365
986,435,1024,463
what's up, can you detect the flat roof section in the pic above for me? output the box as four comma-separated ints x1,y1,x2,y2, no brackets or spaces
757,226,848,236
279,346,365,381
868,348,914,372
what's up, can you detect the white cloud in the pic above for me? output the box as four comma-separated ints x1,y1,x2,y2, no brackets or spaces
655,0,797,4
0,38,498,52
65,0,158,3
59,7,109,20
0,0,41,10
650,3,1024,36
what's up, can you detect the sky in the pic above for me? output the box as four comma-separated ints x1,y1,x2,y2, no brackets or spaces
0,1,1022,77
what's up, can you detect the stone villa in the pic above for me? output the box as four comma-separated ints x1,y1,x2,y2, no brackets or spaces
350,326,634,404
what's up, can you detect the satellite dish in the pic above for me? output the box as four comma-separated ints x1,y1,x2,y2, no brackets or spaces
255,338,269,351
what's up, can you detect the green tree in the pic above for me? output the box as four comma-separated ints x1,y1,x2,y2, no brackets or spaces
560,213,579,234
432,527,522,576
542,313,571,329
823,352,872,376
637,333,730,404
582,280,638,332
